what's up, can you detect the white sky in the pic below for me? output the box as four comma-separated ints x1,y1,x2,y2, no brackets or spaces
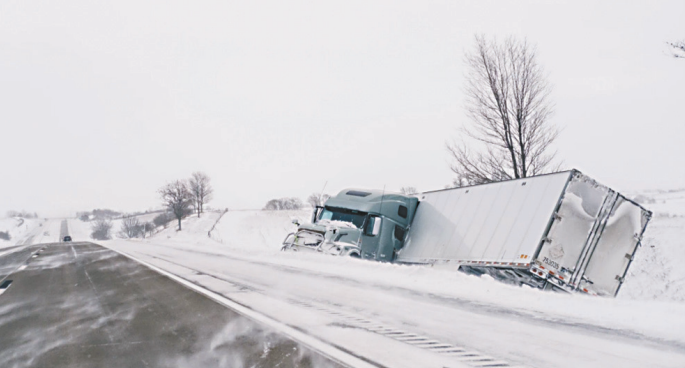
1,0,683,217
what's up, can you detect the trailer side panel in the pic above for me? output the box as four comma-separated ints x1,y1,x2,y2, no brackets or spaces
399,172,572,266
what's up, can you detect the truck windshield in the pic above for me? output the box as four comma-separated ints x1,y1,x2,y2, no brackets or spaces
318,207,367,228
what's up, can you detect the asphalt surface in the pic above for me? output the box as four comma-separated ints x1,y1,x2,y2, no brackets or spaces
0,242,344,368
0,244,42,281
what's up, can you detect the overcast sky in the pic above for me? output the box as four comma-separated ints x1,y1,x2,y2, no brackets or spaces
1,0,683,217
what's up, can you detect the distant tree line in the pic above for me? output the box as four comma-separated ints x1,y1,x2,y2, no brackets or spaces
6,210,38,219
263,197,304,211
306,193,330,208
86,171,215,239
153,212,174,228
117,216,155,239
89,212,175,241
77,209,123,221
668,40,684,58
264,192,333,211
399,187,418,195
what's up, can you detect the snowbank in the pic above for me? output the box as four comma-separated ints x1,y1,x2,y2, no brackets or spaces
209,209,311,250
0,217,61,248
620,188,685,301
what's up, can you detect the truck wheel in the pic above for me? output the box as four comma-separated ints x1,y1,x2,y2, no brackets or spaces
281,233,295,251
349,252,360,258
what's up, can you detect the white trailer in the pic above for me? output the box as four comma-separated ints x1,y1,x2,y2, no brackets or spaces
398,170,651,297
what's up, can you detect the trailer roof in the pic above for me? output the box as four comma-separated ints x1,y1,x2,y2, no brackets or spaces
421,169,578,195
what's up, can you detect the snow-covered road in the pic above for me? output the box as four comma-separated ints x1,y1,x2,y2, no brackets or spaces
102,239,685,368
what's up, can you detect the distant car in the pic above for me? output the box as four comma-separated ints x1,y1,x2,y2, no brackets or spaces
63,236,72,242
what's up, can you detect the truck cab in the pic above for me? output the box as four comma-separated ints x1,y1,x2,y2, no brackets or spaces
282,189,419,261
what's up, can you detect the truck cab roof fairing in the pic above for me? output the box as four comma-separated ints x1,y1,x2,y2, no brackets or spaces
325,189,419,228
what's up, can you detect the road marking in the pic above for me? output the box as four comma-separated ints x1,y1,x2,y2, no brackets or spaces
271,298,527,368
0,280,13,296
84,268,115,343
0,246,28,258
0,245,49,288
103,245,383,368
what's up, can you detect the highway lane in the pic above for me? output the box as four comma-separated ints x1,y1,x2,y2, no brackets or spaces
59,219,69,240
0,244,43,281
0,242,345,368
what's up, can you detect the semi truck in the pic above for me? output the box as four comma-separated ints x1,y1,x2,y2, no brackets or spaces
281,170,652,297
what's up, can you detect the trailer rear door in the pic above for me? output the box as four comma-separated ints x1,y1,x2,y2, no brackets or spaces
579,197,651,296
535,172,612,280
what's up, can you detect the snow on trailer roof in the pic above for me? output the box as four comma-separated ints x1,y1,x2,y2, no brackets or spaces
419,169,578,195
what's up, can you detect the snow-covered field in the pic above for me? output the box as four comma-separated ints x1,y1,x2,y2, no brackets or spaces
620,188,685,302
0,217,62,249
63,190,685,367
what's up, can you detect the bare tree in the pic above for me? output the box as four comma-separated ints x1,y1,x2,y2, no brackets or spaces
158,180,193,231
307,193,330,208
448,35,559,186
91,218,113,240
668,40,685,58
399,187,418,195
118,216,142,238
153,212,173,228
141,222,155,238
188,172,214,218
263,198,304,211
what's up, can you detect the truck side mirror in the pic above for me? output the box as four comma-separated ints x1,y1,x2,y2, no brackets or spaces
364,216,381,236
311,206,323,224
